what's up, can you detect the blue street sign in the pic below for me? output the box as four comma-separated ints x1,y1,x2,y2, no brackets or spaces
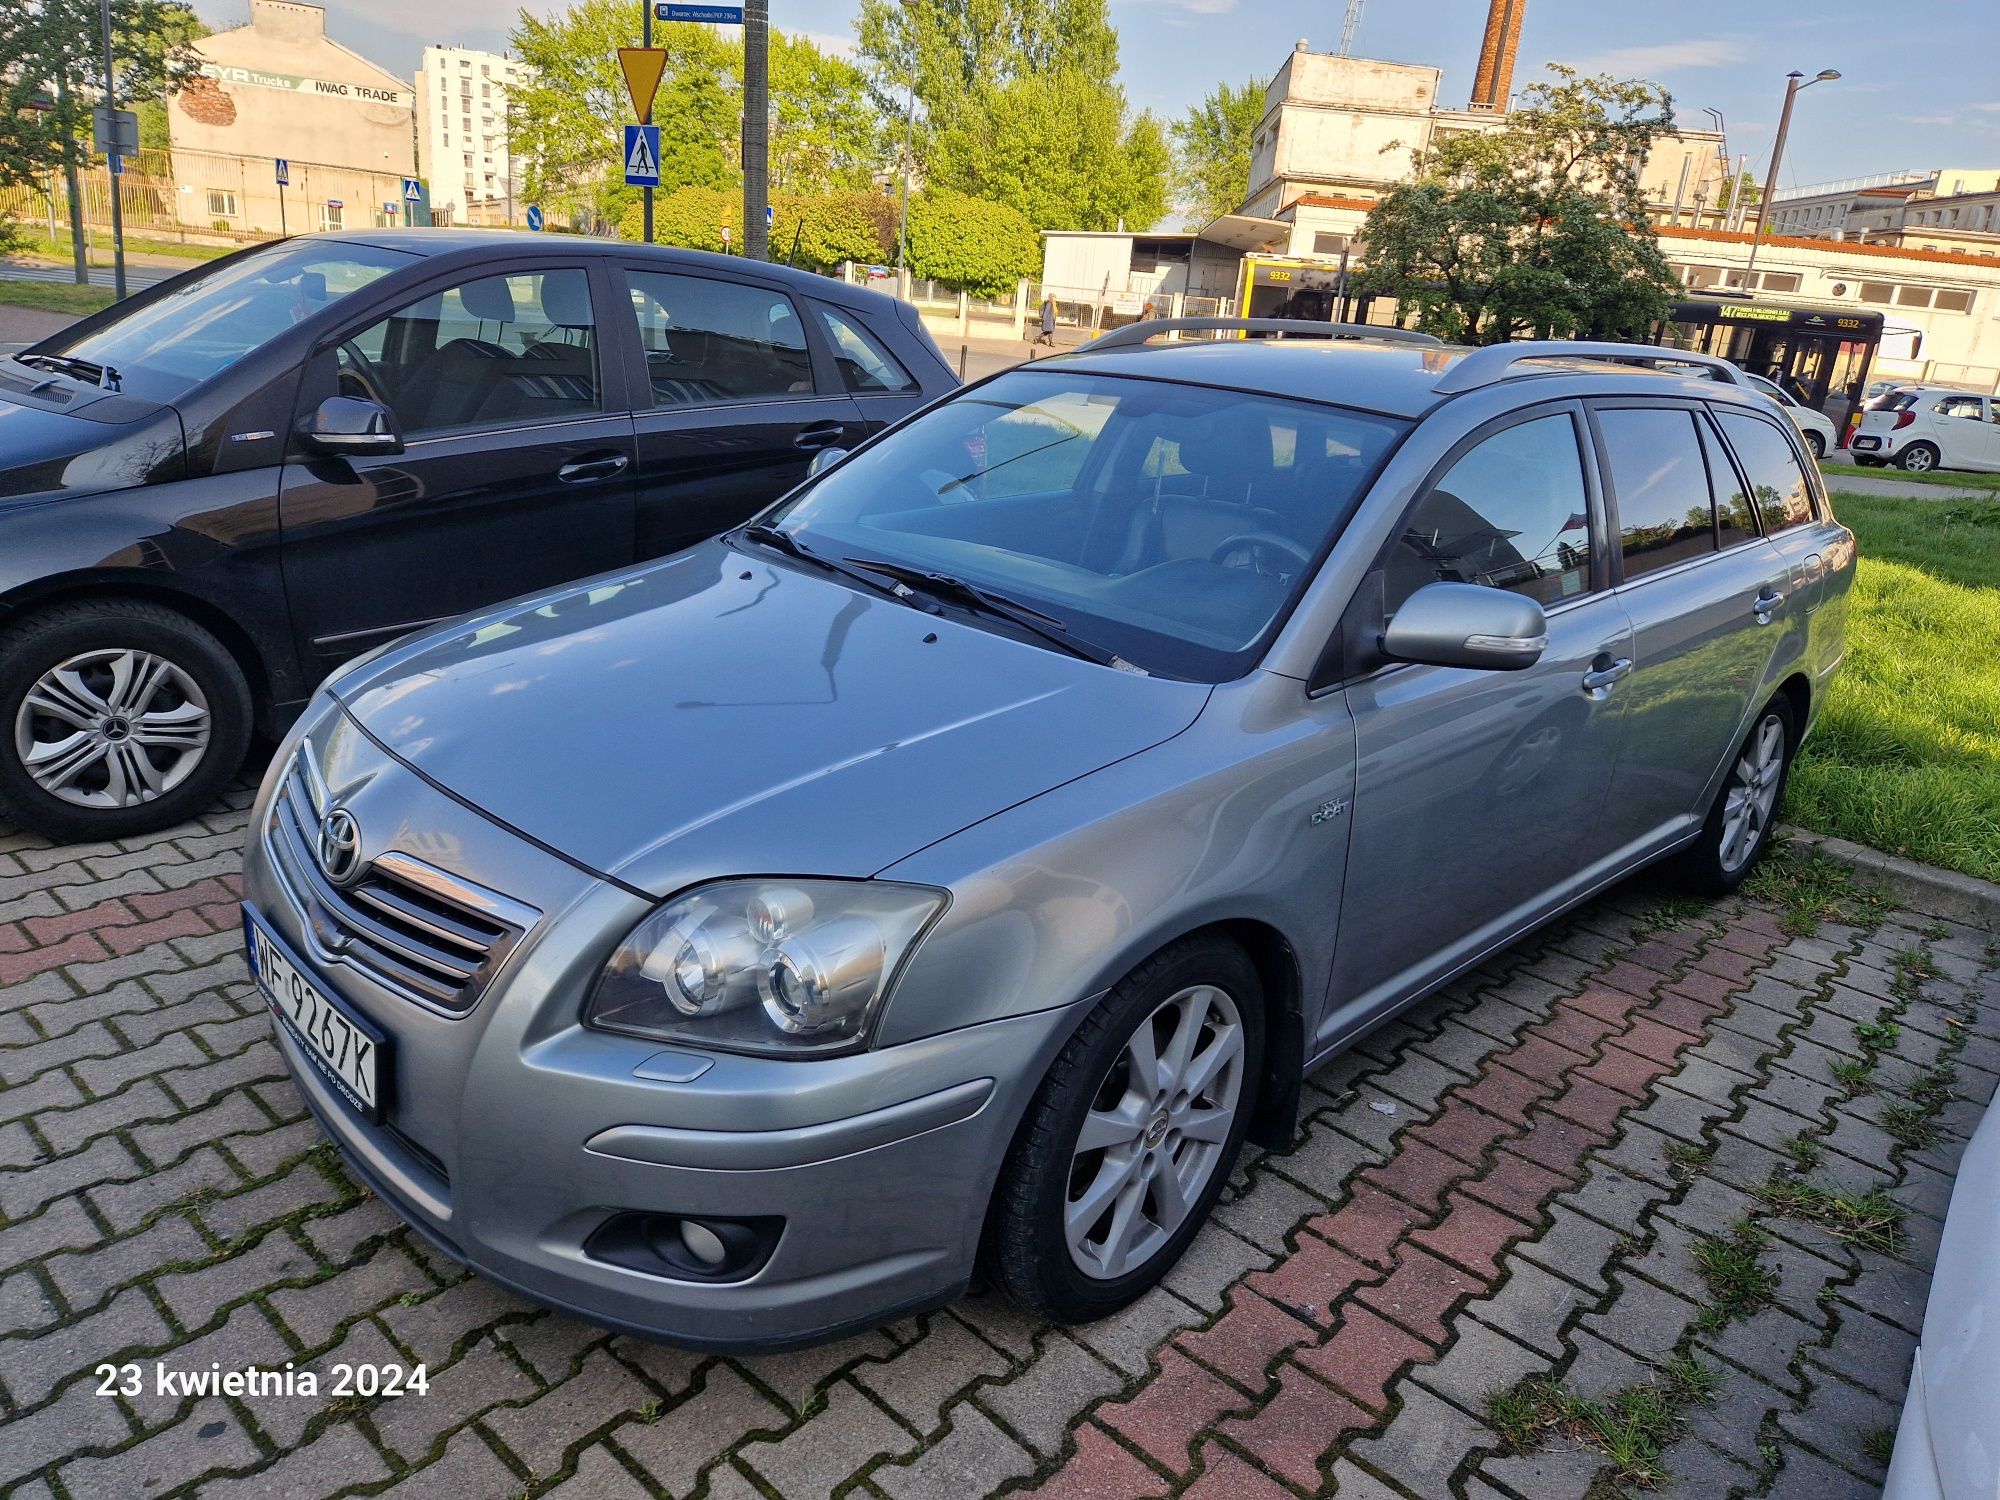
383,201,399,216
765,204,774,228
657,3,743,20
274,157,289,186
623,124,662,188
108,154,123,177
526,204,544,232
402,178,422,203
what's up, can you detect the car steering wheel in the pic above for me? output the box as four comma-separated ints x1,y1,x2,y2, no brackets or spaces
335,341,387,404
1211,532,1313,576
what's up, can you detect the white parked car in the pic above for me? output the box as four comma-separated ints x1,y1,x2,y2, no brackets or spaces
1852,388,2000,473
1742,372,1838,459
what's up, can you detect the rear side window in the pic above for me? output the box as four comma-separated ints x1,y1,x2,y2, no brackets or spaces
1699,417,1758,548
626,271,813,407
1934,395,1985,421
1599,408,1717,579
1715,412,1815,531
816,306,918,393
1385,412,1594,614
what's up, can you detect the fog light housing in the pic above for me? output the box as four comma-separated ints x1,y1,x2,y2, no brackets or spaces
583,1211,783,1283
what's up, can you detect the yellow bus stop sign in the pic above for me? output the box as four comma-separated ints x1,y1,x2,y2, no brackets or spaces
617,48,669,123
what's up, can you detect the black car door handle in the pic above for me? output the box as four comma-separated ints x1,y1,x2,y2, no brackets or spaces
793,421,846,451
557,453,630,483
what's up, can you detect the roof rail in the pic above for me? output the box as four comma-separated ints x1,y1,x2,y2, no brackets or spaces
1076,317,1445,353
1430,341,1747,395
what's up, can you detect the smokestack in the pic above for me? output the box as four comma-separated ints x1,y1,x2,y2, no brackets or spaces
1469,0,1526,112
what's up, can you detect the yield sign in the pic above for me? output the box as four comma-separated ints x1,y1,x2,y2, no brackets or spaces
617,47,669,122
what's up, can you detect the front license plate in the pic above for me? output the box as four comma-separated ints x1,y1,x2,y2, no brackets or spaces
245,907,388,1123
1852,436,1880,450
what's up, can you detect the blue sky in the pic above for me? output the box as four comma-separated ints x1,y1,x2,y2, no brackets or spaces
201,0,2000,193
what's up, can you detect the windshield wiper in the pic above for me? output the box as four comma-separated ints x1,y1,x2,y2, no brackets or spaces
14,352,121,391
737,523,909,601
842,556,1140,671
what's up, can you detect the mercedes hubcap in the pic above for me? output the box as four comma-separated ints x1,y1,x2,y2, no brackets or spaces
1065,983,1245,1281
15,649,211,810
1719,712,1786,873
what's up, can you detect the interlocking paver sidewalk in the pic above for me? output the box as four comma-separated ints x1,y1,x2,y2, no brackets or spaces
1,778,1993,1499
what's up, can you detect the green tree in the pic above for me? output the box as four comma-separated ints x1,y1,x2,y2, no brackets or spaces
0,0,203,189
768,31,880,193
856,0,1159,230
511,4,735,229
1717,169,1759,214
905,189,1037,296
630,185,891,267
1171,77,1265,226
1356,66,1682,344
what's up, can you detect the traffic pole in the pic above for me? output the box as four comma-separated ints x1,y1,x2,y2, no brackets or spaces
97,0,127,299
743,0,768,260
641,0,654,244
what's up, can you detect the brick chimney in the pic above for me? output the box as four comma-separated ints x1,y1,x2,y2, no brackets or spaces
1469,0,1526,112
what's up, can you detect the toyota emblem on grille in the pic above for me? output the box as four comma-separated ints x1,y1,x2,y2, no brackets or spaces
315,807,363,886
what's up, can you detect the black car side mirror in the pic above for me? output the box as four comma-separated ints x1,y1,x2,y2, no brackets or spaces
298,396,403,458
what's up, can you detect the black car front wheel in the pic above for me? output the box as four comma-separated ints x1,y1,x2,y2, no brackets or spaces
985,934,1264,1323
0,601,252,842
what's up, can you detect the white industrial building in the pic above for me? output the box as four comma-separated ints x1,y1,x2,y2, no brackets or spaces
415,45,532,227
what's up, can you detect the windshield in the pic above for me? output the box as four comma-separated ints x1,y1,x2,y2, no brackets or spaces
28,240,416,404
767,368,1407,680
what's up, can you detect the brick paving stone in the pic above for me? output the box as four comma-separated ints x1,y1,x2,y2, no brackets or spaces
1213,1366,1368,1489
198,1419,391,1500
374,1426,522,1500
0,1133,144,1219
43,1212,211,1312
1021,1421,1170,1499
876,1403,1038,1498
542,1440,653,1500
615,1361,787,1495
1096,1346,1245,1476
734,1327,894,1414
738,1378,919,1499
1161,1223,1273,1313
1346,1380,1495,1500
53,1396,261,1499
156,1233,319,1335
89,1145,242,1234
1355,1243,1486,1344
0,1381,137,1487
1294,1302,1433,1411
852,1312,1014,1434
1477,1443,1605,1500
371,1332,538,1462
492,1311,604,1386
1696,1305,1814,1396
1411,1314,1544,1415
0,1282,172,1408
1242,1234,1369,1326
1410,1193,1525,1281
377,1271,532,1367
1461,1149,1572,1225
481,1348,654,1479
981,1334,1125,1459
1175,1288,1313,1392
1763,1442,1884,1500
1464,1260,1591,1360
1180,1443,1296,1500
1071,1285,1206,1377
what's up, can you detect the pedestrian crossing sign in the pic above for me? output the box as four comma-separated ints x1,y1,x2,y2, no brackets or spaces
624,124,662,187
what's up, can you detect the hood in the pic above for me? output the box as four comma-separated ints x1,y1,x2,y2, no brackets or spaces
335,541,1212,895
0,377,184,501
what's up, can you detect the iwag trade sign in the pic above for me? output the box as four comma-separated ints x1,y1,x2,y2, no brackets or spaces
199,63,414,110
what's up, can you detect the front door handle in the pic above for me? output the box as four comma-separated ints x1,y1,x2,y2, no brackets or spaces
557,453,630,483
793,421,846,451
1753,586,1786,625
1581,656,1633,699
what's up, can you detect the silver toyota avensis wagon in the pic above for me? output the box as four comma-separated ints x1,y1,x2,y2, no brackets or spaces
241,324,1854,1350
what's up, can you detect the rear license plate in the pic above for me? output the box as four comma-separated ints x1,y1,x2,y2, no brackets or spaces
1852,435,1880,450
245,907,388,1123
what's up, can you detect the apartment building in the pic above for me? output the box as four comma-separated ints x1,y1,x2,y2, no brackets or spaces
415,45,533,227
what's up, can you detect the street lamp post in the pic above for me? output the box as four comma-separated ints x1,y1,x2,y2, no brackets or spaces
1745,68,1840,278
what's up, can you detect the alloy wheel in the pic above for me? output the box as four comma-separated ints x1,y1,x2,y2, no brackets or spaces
1903,446,1937,472
1719,711,1786,873
1064,983,1245,1280
14,648,212,809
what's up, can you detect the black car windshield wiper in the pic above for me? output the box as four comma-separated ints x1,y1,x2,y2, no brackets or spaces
842,556,1141,672
737,523,908,601
13,352,121,391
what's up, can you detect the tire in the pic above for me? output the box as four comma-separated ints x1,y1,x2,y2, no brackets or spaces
985,934,1264,1323
1802,430,1825,459
1669,694,1796,896
0,601,253,843
1852,456,1883,468
1897,443,1940,473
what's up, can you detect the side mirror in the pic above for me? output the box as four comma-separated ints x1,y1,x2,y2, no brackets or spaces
298,395,403,457
807,446,849,477
1382,581,1547,672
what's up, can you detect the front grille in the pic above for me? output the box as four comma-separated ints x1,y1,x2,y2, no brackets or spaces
265,754,532,1015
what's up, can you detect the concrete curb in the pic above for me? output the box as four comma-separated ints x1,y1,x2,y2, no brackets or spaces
1779,823,2000,931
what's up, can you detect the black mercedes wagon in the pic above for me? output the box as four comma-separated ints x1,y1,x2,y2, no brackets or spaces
0,231,955,841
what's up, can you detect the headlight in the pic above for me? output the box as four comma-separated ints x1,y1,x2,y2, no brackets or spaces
585,879,947,1056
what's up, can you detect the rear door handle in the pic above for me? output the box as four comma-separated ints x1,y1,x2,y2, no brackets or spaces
558,453,630,483
1581,656,1632,698
792,421,846,451
1753,587,1786,625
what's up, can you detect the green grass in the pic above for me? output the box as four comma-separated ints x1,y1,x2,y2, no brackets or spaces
1739,844,1890,936
1486,1361,1721,1489
0,279,116,317
1691,1218,1779,1332
1822,460,2000,491
8,227,232,263
1786,495,2000,882
1754,1179,1906,1254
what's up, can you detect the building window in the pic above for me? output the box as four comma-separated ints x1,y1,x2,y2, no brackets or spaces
1935,289,1975,313
1758,272,1802,292
1312,232,1349,256
318,202,344,232
1858,281,1895,304
206,188,238,218
1897,286,1933,308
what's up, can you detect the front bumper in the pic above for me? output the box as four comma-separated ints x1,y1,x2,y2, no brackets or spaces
243,705,1082,1351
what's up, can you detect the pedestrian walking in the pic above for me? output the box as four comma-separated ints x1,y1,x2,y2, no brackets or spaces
1036,294,1057,346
